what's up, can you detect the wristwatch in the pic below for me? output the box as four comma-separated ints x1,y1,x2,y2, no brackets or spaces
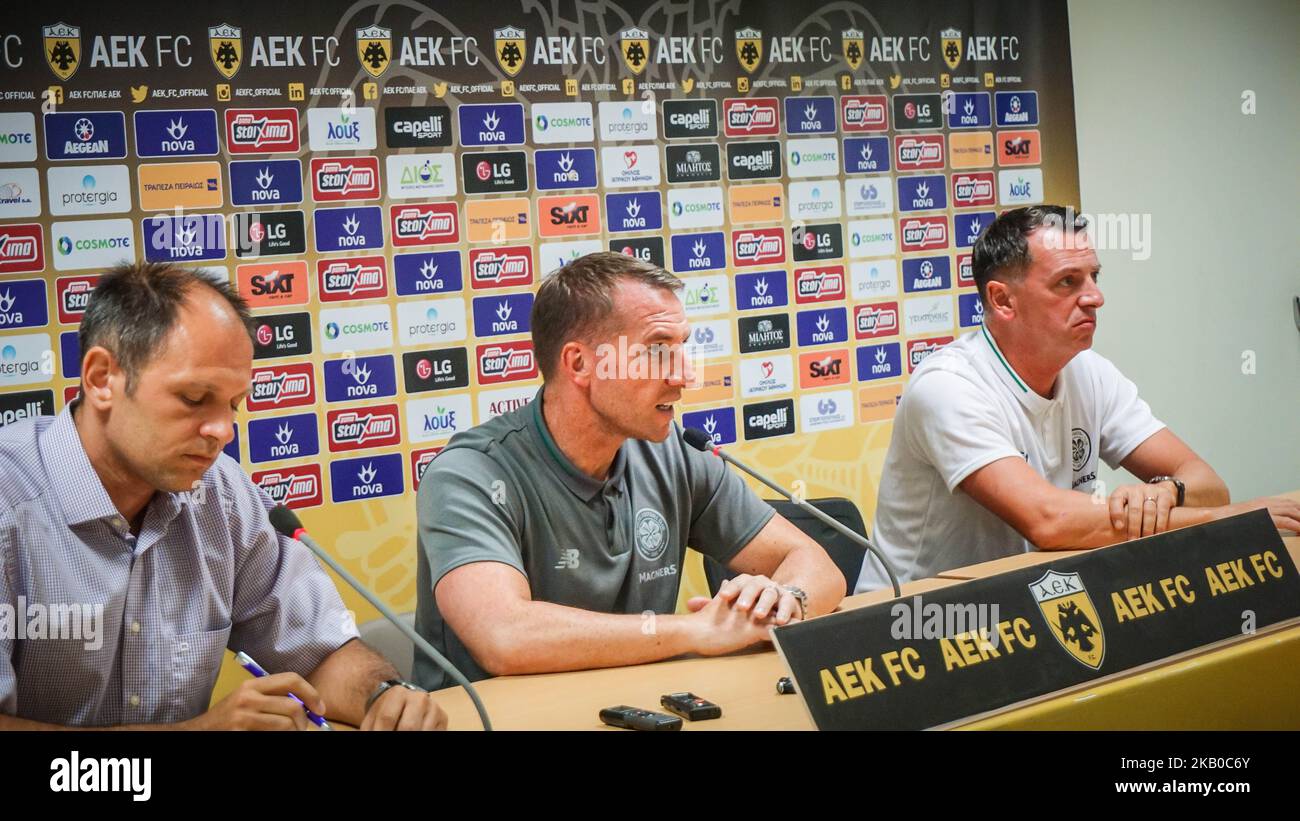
1148,475,1185,507
781,585,809,620
365,678,426,712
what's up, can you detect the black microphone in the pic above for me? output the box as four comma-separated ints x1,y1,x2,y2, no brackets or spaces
269,505,493,731
682,427,902,598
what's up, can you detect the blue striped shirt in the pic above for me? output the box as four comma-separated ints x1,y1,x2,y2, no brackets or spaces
0,407,358,726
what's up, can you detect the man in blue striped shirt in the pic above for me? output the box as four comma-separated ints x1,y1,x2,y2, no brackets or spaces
0,261,445,730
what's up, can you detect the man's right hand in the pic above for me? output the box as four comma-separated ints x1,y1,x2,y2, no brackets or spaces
183,672,325,731
682,593,777,656
1216,497,1300,534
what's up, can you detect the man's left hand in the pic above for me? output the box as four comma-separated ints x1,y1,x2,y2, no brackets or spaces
716,573,803,626
359,687,448,731
1108,481,1177,540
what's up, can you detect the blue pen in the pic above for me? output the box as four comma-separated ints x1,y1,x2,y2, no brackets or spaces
234,651,332,731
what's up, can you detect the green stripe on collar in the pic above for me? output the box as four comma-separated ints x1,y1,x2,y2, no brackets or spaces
981,324,1028,393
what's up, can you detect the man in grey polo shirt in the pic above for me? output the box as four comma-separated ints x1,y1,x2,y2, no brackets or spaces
414,252,845,689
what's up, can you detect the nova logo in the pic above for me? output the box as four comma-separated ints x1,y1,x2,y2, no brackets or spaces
134,109,219,158
535,148,597,190
952,172,996,207
314,206,384,253
908,337,952,371
840,95,888,131
856,342,901,381
469,245,533,288
457,103,525,147
389,203,459,246
394,251,462,295
252,464,323,509
796,307,848,346
318,256,387,300
959,292,985,328
844,137,890,174
143,214,222,263
229,159,303,206
477,342,538,384
855,302,899,339
311,157,380,201
947,92,992,129
0,280,47,329
323,354,397,402
899,217,949,252
670,232,725,273
894,135,945,171
327,404,401,451
784,96,835,134
224,108,299,154
723,98,780,137
794,266,845,304
247,362,315,411
681,407,737,446
954,211,996,248
903,256,952,293
898,174,947,212
605,192,663,233
248,412,319,463
473,293,533,337
736,271,788,311
330,453,404,503
731,229,784,266
0,225,44,274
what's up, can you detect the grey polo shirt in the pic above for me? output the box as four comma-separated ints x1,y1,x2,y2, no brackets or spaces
413,388,775,690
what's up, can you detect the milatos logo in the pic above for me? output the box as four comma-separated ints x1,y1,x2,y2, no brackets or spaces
995,91,1039,127
229,159,303,206
472,293,533,337
252,464,323,510
897,174,947,212
44,112,128,161
534,148,597,191
224,108,299,154
394,251,462,296
469,245,533,289
899,216,949,252
0,224,45,274
327,404,401,452
794,265,846,304
894,135,945,171
903,256,952,293
951,172,996,207
317,256,388,301
840,95,888,132
248,412,319,463
735,271,788,311
311,157,381,202
856,342,902,382
477,341,539,384
681,407,737,447
605,191,663,233
457,103,526,147
0,280,48,330
134,109,220,158
854,302,900,339
784,96,835,135
330,453,404,503
388,203,459,247
306,107,377,151
947,92,992,129
737,314,790,354
323,354,397,403
538,194,600,237
56,275,97,323
907,336,953,372
247,362,316,411
954,211,997,248
314,206,384,253
723,97,780,137
796,307,848,346
670,232,726,273
731,228,785,267
843,136,890,175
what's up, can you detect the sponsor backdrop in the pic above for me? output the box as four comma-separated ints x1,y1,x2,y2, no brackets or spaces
0,1,1078,693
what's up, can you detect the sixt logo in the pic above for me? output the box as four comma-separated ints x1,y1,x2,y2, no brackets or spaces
723,98,780,136
390,203,459,246
318,256,387,300
899,217,949,252
224,108,299,154
247,363,315,411
840,95,888,131
794,266,845,304
252,464,323,510
327,404,401,451
469,246,533,288
323,354,397,403
477,342,538,384
952,172,996,207
843,137,890,174
394,251,462,296
854,302,899,339
731,229,784,265
311,157,380,201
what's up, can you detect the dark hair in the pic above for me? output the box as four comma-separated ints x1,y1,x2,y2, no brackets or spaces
78,261,254,393
971,205,1089,303
530,251,682,380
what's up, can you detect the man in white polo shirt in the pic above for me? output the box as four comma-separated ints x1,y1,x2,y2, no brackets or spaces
856,206,1300,591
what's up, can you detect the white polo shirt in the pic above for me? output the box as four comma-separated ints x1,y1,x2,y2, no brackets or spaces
855,326,1165,592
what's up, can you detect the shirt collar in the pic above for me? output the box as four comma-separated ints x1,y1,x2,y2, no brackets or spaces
529,387,627,503
38,404,191,529
978,324,1053,415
